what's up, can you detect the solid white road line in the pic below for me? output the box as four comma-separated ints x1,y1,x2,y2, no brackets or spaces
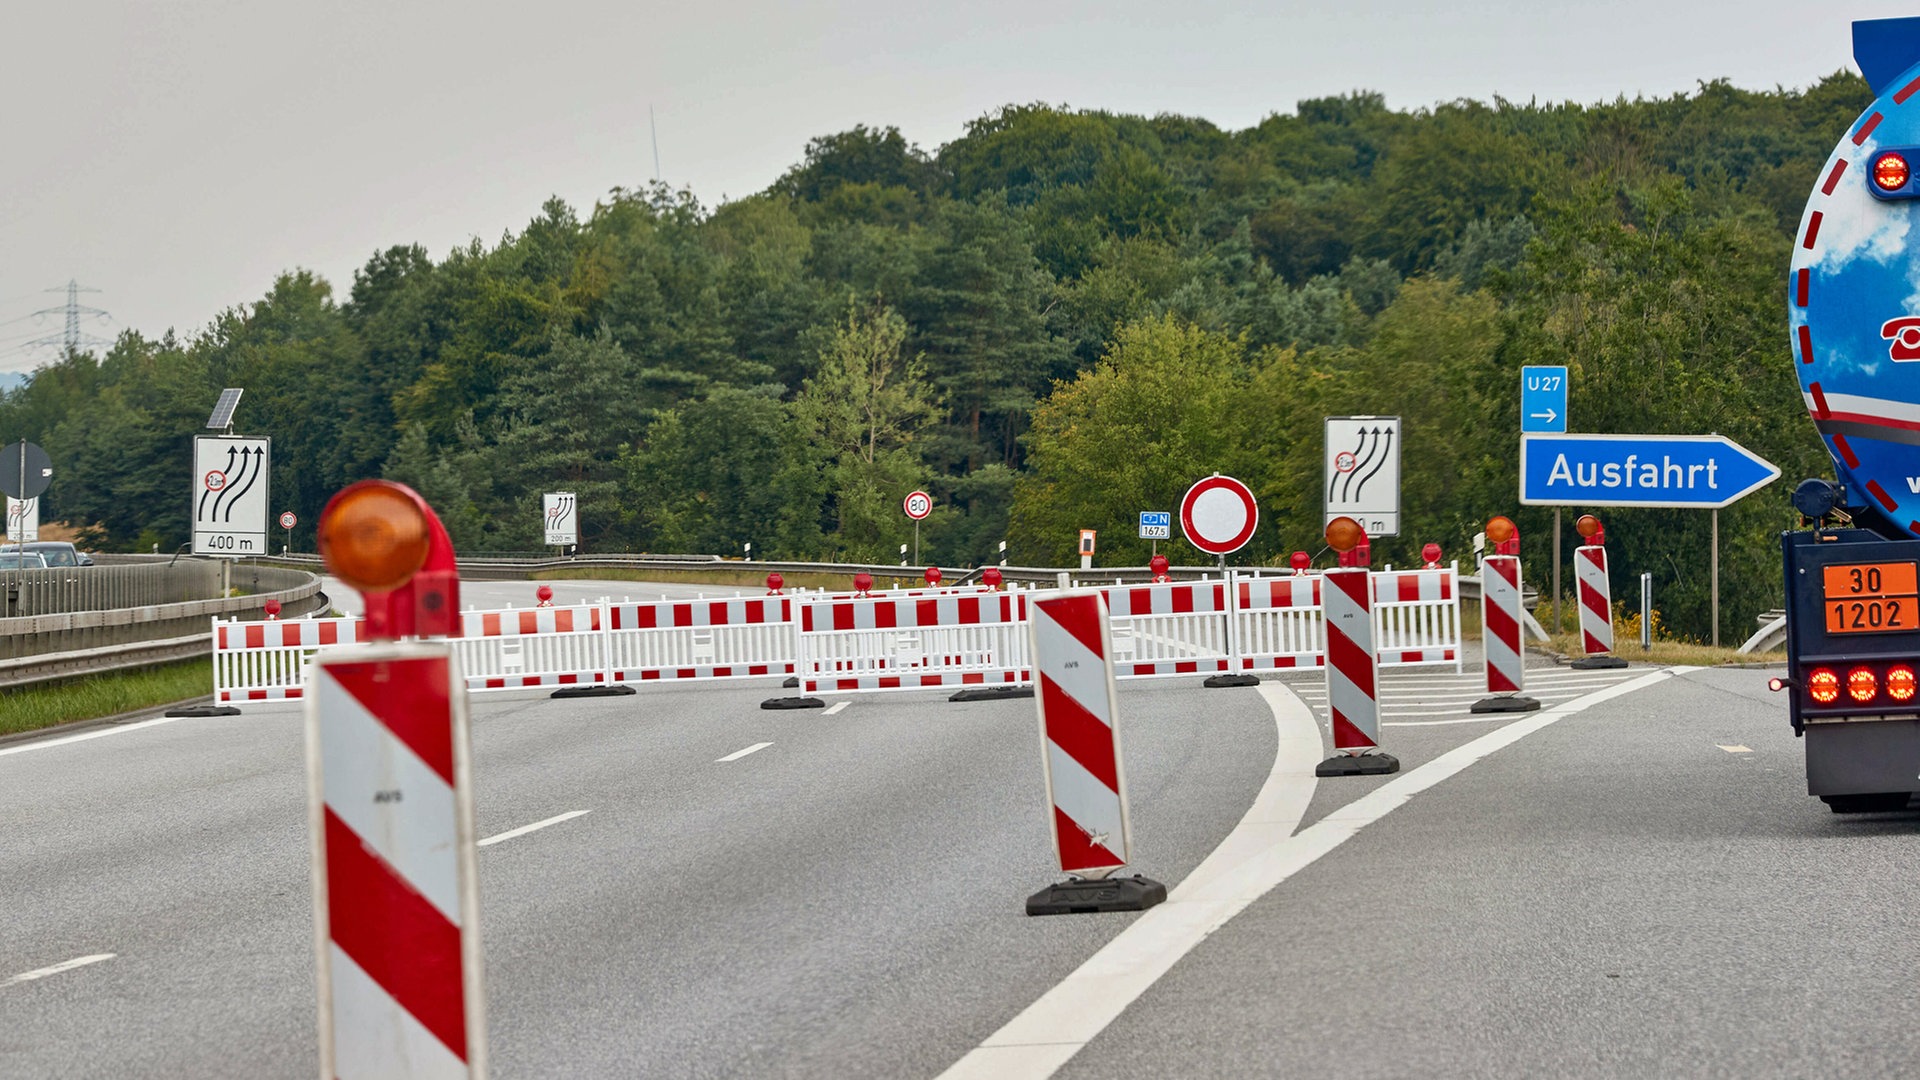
937,667,1674,1080
0,716,189,759
1717,744,1754,754
477,810,591,848
823,701,850,716
5,953,115,987
716,742,774,762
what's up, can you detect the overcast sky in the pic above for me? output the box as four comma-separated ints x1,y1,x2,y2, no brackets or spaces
0,1,1911,375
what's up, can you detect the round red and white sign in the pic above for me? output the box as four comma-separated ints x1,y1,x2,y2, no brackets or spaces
1179,474,1259,555
903,490,932,520
203,470,227,492
279,511,297,530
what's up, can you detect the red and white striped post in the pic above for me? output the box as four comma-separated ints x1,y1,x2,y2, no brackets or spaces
1571,514,1628,670
1472,515,1540,713
1317,517,1399,776
308,480,487,1078
1026,590,1166,915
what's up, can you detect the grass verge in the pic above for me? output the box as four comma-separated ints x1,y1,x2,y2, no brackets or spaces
1540,631,1783,668
1,658,211,738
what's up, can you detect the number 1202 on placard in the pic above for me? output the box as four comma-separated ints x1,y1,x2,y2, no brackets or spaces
1823,561,1920,634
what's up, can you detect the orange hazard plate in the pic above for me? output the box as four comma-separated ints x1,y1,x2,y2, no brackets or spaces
1823,561,1919,634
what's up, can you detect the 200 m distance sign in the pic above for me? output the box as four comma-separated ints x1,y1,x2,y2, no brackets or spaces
193,435,270,556
1179,474,1259,556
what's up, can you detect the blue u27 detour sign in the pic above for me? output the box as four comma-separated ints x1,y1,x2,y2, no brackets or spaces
1520,366,1568,433
1520,434,1780,509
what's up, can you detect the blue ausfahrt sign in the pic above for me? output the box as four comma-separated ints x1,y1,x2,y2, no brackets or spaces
1520,434,1780,509
1520,366,1568,433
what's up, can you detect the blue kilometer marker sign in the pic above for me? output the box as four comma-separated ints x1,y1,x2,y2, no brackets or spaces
1520,366,1568,433
1520,434,1780,509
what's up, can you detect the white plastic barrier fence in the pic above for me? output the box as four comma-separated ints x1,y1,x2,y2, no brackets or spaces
1232,574,1325,672
1097,580,1233,680
457,603,611,692
214,616,366,703
605,596,795,685
1370,563,1462,672
795,589,1030,693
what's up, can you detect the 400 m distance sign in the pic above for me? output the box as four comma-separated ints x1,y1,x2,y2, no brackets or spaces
193,435,270,556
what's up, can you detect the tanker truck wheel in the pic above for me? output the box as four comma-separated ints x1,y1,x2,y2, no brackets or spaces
1821,793,1913,814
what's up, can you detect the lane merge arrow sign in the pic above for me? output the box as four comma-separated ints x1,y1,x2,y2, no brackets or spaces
1521,366,1568,434
1520,434,1780,509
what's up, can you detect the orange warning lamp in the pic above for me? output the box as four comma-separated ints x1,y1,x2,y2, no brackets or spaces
1326,517,1369,567
317,479,461,641
1576,514,1605,546
1485,515,1520,556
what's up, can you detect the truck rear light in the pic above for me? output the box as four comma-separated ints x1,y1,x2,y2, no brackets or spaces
1808,668,1840,704
1890,666,1917,702
1848,666,1878,703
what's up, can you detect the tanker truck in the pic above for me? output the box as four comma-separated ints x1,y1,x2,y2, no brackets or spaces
1775,17,1920,811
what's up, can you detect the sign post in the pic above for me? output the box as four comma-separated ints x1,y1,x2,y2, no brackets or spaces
903,490,931,565
542,492,578,551
280,511,297,554
1324,417,1401,537
1523,367,1571,629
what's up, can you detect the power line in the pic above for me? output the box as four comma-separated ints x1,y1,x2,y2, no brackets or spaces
23,280,111,355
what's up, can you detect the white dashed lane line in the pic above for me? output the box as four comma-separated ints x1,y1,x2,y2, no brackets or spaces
716,742,773,763
478,810,591,848
5,954,115,988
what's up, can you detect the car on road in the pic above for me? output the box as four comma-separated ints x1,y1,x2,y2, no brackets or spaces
0,550,50,570
0,541,91,567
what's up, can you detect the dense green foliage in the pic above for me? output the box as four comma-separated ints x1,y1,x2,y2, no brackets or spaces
0,78,1871,640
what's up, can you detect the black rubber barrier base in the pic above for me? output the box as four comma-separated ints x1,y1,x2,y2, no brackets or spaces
1316,752,1401,777
165,705,243,718
761,696,826,710
950,685,1035,702
1203,674,1261,688
550,685,637,699
1470,694,1542,714
782,676,800,688
1570,655,1630,670
1026,874,1167,916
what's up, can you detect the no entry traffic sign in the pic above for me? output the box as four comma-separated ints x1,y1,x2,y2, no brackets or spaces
903,490,932,520
1179,474,1258,556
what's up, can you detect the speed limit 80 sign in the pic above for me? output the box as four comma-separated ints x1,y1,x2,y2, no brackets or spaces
903,490,932,520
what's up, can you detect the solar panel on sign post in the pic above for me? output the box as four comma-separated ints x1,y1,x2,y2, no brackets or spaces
206,388,243,430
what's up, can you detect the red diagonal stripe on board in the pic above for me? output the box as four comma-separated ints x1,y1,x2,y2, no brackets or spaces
1583,631,1606,654
1325,619,1375,697
1326,566,1370,608
1484,595,1521,651
324,810,467,1062
1579,578,1608,619
1488,557,1519,588
1038,594,1106,659
324,658,455,785
1330,711,1376,750
1040,673,1118,791
1053,806,1123,873
1487,665,1521,694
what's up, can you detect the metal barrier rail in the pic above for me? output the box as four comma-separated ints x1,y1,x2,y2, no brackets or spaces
1,562,219,617
1,569,326,667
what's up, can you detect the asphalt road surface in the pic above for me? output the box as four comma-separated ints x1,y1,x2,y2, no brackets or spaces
3,583,1915,1078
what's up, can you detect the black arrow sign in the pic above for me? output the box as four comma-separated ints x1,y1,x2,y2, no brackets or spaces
221,446,264,522
1351,426,1393,501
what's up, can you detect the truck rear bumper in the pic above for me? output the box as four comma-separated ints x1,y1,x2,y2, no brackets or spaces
1806,718,1920,796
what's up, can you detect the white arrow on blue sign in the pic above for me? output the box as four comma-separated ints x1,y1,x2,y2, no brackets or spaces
1138,511,1171,540
1521,434,1779,509
1520,366,1567,433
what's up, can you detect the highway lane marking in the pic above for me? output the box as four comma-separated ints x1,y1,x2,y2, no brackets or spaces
478,810,590,848
939,667,1675,1080
0,716,189,759
823,701,850,716
717,742,774,762
5,953,115,987
1717,744,1754,753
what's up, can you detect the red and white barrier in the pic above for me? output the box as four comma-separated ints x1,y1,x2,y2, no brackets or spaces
1479,554,1530,700
1031,592,1131,875
215,616,367,702
307,645,486,1077
1575,545,1613,655
794,590,1030,693
457,603,610,692
1371,564,1462,671
1232,574,1324,671
1323,568,1380,753
1098,580,1232,679
606,596,795,684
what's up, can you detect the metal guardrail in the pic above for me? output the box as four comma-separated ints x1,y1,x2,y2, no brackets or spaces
1,561,221,617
